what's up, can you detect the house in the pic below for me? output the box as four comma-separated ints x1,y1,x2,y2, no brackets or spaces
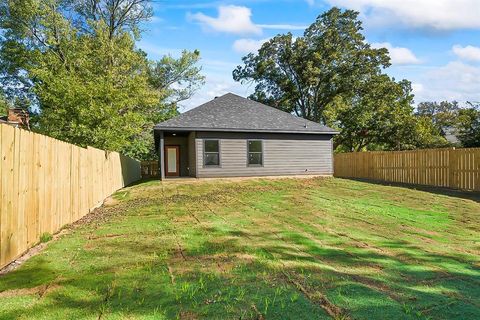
0,108,30,130
154,93,338,179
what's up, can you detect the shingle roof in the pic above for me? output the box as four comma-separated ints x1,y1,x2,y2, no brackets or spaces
154,93,338,135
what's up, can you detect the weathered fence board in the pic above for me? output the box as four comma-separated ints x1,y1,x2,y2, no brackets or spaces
0,124,141,268
334,147,480,191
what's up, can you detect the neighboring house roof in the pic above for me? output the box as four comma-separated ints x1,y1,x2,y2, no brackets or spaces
444,127,460,145
155,93,338,135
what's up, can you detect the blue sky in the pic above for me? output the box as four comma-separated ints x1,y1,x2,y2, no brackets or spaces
138,0,480,111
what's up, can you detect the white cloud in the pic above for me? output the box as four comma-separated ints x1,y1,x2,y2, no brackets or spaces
452,45,480,62
188,5,262,35
188,5,308,35
414,61,480,103
305,0,315,5
326,0,480,30
411,83,424,96
371,42,421,65
233,38,270,53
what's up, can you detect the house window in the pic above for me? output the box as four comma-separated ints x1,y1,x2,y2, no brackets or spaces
248,140,263,166
204,140,220,166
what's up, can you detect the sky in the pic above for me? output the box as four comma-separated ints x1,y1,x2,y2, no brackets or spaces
138,0,480,111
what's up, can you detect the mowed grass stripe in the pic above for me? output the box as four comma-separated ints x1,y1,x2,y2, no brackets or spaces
0,177,478,319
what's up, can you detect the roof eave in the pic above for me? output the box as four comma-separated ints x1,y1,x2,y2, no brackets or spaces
154,126,339,135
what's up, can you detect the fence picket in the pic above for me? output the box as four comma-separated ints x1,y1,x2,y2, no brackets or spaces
334,147,480,191
0,124,141,269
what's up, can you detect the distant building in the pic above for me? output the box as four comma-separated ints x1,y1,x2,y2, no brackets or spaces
0,108,30,130
444,127,460,145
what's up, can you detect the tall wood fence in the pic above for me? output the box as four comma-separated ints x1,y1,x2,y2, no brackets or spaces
141,160,159,177
0,124,141,268
334,148,480,191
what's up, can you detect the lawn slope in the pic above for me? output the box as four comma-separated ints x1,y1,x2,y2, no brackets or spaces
0,177,479,319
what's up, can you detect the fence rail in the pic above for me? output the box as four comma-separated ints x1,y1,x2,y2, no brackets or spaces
0,124,141,268
334,147,480,191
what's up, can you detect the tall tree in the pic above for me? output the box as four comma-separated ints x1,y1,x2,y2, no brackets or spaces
416,101,460,136
0,0,153,102
331,76,412,151
233,8,390,124
233,7,444,151
0,0,204,159
32,22,160,153
72,0,153,38
148,49,205,109
455,104,480,148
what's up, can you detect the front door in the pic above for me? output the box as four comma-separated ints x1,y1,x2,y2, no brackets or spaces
165,146,180,177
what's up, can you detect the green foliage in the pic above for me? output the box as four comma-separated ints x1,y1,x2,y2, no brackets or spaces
233,7,445,151
0,178,479,319
39,232,53,243
32,22,160,154
0,0,203,160
329,76,421,151
233,8,390,124
412,115,450,149
149,49,205,107
416,101,460,136
455,105,480,147
0,89,7,116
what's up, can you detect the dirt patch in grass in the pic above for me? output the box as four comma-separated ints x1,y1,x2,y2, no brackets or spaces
281,270,348,319
0,283,61,299
178,311,199,320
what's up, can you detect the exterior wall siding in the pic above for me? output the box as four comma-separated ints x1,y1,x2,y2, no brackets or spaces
195,132,333,178
188,132,197,177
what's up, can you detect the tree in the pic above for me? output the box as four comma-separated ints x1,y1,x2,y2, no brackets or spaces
233,7,442,151
330,76,413,151
416,101,460,136
0,89,7,116
456,104,480,147
233,8,390,124
72,0,153,39
0,0,154,102
329,76,448,151
148,49,205,109
0,0,204,159
32,22,160,153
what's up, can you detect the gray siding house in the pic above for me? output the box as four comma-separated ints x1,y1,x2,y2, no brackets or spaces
154,93,337,179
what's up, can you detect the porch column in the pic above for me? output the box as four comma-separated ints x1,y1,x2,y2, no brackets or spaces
159,131,165,180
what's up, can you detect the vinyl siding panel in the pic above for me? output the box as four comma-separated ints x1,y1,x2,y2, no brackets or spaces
188,132,196,177
196,132,333,178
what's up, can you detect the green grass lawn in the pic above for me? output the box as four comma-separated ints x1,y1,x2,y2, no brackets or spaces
0,177,479,320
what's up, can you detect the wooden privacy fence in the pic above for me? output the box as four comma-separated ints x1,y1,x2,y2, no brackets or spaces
0,124,141,268
334,147,480,191
141,160,159,177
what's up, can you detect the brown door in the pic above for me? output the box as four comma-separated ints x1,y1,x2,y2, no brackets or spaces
165,146,180,177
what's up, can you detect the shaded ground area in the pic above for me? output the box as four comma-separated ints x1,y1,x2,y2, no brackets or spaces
0,177,479,319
